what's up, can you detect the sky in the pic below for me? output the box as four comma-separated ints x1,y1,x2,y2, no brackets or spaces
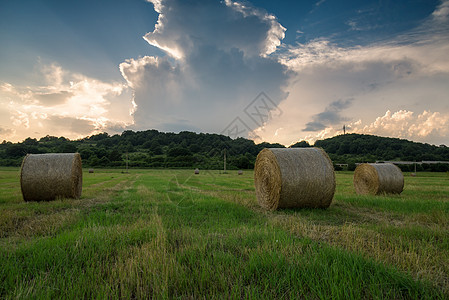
1,0,449,146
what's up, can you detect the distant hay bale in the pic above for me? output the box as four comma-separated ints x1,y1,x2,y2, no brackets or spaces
194,168,200,174
88,169,94,173
353,163,404,195
20,153,83,202
238,170,243,175
254,148,336,210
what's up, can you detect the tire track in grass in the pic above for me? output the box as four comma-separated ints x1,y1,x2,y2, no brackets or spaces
170,173,449,295
0,173,139,245
136,173,443,298
214,188,449,294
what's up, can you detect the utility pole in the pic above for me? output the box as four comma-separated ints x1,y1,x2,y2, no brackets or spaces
126,151,129,173
343,125,346,135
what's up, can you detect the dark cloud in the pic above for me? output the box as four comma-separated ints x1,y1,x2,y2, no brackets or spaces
104,121,129,136
392,61,413,78
302,121,326,132
159,121,202,133
303,98,352,131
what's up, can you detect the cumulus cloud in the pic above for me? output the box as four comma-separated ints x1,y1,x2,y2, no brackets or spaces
0,63,133,142
253,0,449,146
120,0,289,135
300,110,449,146
0,127,15,141
3,0,449,148
144,0,285,59
432,0,449,22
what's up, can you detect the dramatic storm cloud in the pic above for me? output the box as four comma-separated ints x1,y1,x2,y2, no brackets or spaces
1,0,448,146
119,0,289,135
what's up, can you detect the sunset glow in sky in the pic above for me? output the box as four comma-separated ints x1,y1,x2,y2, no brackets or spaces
1,0,449,146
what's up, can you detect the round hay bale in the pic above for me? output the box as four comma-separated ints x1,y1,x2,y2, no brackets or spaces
194,168,200,174
353,163,404,195
88,168,94,173
254,148,336,210
238,170,243,175
20,153,83,201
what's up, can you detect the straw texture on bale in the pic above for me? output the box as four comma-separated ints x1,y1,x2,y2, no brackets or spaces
353,163,404,195
20,153,83,201
254,148,336,210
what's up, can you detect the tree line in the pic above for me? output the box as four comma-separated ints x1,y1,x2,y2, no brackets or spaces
311,133,449,172
0,130,284,170
1,131,448,171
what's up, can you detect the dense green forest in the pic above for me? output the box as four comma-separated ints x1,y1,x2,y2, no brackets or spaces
0,131,448,171
0,130,284,170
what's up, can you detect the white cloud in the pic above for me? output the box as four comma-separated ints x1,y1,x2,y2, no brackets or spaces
144,0,285,59
122,0,290,135
223,0,286,56
253,1,449,146
408,111,449,141
0,127,15,141
296,110,449,146
432,0,449,22
0,63,133,142
3,0,449,148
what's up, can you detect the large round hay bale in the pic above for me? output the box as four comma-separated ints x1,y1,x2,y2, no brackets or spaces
20,153,83,201
194,168,200,174
353,163,404,195
254,148,336,210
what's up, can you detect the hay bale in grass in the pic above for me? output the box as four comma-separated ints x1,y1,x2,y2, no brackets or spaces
254,148,336,210
20,153,83,201
353,163,404,195
88,168,94,173
238,170,243,175
194,168,200,174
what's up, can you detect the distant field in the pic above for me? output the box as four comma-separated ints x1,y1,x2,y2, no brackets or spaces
1,167,448,298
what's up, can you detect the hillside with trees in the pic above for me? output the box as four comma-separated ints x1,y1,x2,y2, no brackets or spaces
314,134,449,171
0,130,285,170
0,131,448,171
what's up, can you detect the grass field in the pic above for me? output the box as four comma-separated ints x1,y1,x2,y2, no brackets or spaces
1,167,448,299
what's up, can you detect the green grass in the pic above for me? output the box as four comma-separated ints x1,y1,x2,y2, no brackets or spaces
0,167,448,298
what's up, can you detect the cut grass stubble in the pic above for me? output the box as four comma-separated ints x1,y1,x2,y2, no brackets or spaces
0,168,447,298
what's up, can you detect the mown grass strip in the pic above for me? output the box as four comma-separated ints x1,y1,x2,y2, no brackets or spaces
178,170,449,295
0,169,447,298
